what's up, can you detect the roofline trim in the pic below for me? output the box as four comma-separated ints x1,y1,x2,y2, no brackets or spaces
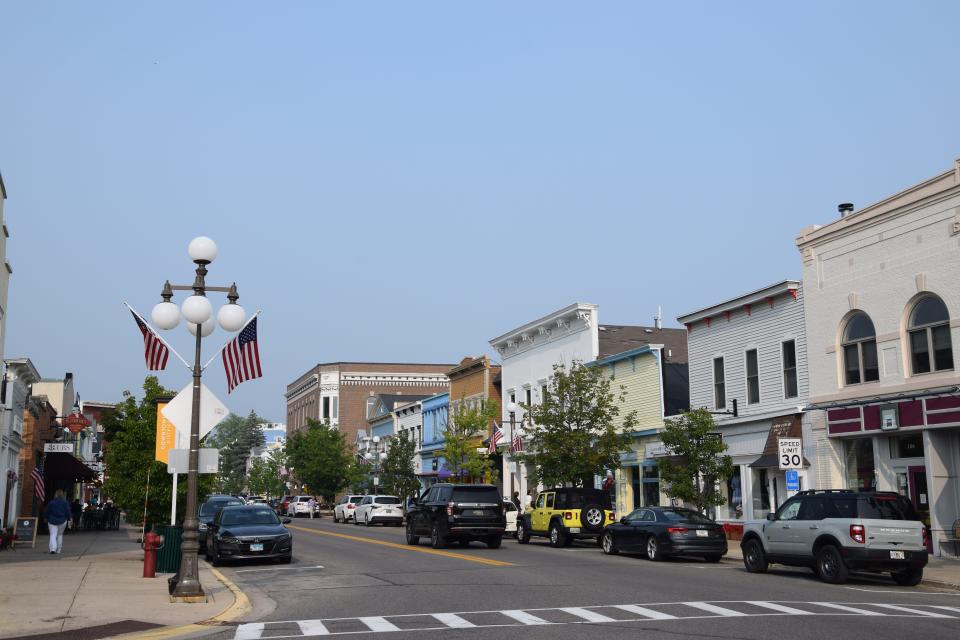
488,302,597,347
677,280,800,324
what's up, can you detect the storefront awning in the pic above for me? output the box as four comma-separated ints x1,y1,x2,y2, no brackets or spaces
749,414,804,469
750,453,810,469
45,452,96,482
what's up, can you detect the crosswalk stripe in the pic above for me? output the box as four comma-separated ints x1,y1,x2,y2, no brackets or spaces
560,607,618,623
359,616,402,632
931,606,960,615
613,605,677,620
297,620,330,635
871,604,953,618
433,613,476,628
234,622,264,640
684,602,748,617
501,610,551,625
812,602,885,616
745,601,814,615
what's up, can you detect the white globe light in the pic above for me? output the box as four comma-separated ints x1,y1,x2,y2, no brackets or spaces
217,304,246,332
151,302,180,330
181,295,212,324
507,402,518,413
379,452,387,461
188,236,218,263
187,317,215,337
364,452,373,460
372,435,381,444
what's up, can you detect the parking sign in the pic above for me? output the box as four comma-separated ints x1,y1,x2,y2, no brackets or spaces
785,469,800,491
778,438,803,470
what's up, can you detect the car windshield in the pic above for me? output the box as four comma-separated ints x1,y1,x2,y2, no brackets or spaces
350,496,364,504
659,509,714,524
854,495,921,520
451,487,501,504
555,491,613,510
375,497,401,504
200,500,242,516
221,508,280,526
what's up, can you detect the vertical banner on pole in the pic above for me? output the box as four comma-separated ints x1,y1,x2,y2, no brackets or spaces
155,402,176,464
171,472,178,525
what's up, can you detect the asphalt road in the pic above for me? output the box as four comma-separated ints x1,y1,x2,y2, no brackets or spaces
207,516,960,640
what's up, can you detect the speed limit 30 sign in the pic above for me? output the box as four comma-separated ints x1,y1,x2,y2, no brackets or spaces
778,438,803,470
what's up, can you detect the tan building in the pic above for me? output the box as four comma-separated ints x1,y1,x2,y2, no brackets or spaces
286,362,453,445
447,355,501,416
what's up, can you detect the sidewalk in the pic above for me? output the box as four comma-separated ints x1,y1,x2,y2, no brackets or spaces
723,540,960,589
0,525,243,640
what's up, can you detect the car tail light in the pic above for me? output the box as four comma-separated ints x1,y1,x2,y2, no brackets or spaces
922,526,929,547
668,527,688,534
850,524,865,544
564,511,572,520
447,502,455,516
609,512,616,521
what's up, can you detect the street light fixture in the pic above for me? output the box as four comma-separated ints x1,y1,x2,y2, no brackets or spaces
149,236,247,601
362,436,388,494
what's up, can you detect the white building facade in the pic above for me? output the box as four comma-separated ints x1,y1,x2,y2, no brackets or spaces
798,161,960,557
394,400,424,478
1,359,38,527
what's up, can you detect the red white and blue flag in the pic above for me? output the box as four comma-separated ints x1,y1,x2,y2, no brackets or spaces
129,308,170,371
511,431,524,453
31,457,45,503
488,423,503,454
222,316,262,393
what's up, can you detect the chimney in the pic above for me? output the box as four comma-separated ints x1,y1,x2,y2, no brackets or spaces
654,306,662,330
838,203,854,218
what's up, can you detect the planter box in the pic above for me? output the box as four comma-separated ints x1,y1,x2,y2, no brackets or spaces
722,523,743,541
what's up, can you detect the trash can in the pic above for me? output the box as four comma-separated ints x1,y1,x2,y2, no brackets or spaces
153,525,182,573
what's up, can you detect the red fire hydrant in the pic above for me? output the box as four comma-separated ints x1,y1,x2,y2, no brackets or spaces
143,531,163,578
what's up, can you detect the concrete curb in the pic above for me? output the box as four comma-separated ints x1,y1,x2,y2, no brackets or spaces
111,567,251,640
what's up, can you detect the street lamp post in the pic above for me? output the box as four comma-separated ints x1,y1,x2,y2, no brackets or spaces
363,436,388,495
149,237,248,600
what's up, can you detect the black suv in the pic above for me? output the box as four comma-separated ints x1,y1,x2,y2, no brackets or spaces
405,484,506,549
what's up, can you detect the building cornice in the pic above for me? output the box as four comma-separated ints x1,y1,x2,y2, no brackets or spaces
677,281,800,325
587,344,660,368
489,302,597,358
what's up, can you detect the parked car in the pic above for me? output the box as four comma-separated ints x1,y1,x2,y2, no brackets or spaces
278,495,293,515
205,504,293,566
740,489,928,585
517,487,614,547
601,507,727,562
198,495,244,552
246,495,267,504
406,483,506,549
504,499,518,536
286,496,315,518
333,495,366,523
354,495,404,526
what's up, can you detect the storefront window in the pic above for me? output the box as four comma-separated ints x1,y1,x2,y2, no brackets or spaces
893,433,923,459
642,465,660,507
752,468,771,518
726,469,743,519
844,439,876,490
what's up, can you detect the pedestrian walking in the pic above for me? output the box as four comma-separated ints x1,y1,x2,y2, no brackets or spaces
45,490,71,554
524,489,534,511
308,496,316,519
511,491,522,513
70,499,82,530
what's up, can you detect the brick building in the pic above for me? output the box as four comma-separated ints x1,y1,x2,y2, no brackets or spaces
18,395,58,516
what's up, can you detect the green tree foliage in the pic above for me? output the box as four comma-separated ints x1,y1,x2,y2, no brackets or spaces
206,411,266,494
656,408,734,514
247,447,287,498
520,362,635,488
286,419,355,502
380,431,419,499
440,400,499,483
102,377,216,525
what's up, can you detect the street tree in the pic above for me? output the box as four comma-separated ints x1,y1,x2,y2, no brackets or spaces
247,447,287,499
206,411,266,494
520,361,635,488
656,408,734,514
285,419,355,502
440,400,499,483
380,431,419,499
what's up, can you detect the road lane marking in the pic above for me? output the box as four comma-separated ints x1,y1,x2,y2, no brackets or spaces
287,524,514,567
812,602,886,615
359,617,401,632
613,605,677,620
297,620,330,635
931,606,960,614
684,602,748,617
432,613,476,628
871,604,953,618
235,565,324,573
233,623,264,640
746,601,813,615
561,607,618,623
501,610,551,625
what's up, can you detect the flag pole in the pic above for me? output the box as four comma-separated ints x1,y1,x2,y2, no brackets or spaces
202,310,261,370
124,302,192,370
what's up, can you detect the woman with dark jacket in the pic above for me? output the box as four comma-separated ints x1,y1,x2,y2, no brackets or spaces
45,490,71,554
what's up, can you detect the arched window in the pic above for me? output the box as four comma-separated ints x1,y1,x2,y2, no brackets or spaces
908,295,953,374
842,312,879,385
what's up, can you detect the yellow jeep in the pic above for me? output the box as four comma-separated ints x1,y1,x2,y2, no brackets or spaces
517,487,615,547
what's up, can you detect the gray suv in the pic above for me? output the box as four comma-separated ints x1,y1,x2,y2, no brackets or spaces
741,490,928,585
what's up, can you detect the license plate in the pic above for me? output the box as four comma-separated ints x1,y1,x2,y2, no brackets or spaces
696,530,709,537
569,527,580,533
890,550,905,560
471,510,484,516
250,543,263,552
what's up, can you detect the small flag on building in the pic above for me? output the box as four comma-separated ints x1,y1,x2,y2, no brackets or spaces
129,307,170,371
31,458,45,503
488,423,503,454
356,452,369,466
222,316,263,393
511,432,524,453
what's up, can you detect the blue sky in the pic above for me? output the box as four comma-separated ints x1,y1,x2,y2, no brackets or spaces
2,2,959,422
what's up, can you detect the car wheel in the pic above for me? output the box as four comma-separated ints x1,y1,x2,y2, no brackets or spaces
742,539,768,573
646,535,662,561
211,543,222,567
601,531,619,555
892,567,923,586
517,521,530,544
580,503,605,532
278,554,292,564
816,545,849,584
431,523,447,549
549,522,567,548
365,514,372,527
703,554,723,563
405,522,419,546
486,536,502,549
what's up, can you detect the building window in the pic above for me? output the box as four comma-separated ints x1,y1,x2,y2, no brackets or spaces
844,438,876,490
331,397,338,419
842,312,879,385
713,357,726,409
745,349,759,405
782,340,798,399
525,388,532,407
908,295,953,374
322,397,330,420
541,384,548,403
366,397,377,419
893,433,923,459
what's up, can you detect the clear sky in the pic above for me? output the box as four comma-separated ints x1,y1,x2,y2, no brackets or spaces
2,2,960,422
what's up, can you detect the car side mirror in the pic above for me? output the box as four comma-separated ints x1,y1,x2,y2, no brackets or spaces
620,517,628,524
282,518,292,524
766,513,776,521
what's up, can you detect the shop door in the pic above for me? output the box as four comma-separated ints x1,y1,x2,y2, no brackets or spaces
908,466,932,552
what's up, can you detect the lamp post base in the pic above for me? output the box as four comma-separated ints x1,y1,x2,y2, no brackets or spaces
170,594,209,604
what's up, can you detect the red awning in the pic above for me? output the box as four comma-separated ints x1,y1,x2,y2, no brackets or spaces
45,453,96,481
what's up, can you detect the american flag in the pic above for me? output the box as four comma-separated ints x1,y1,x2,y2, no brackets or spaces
222,316,262,393
130,309,170,371
356,452,369,466
511,431,524,453
30,458,45,503
488,423,503,454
